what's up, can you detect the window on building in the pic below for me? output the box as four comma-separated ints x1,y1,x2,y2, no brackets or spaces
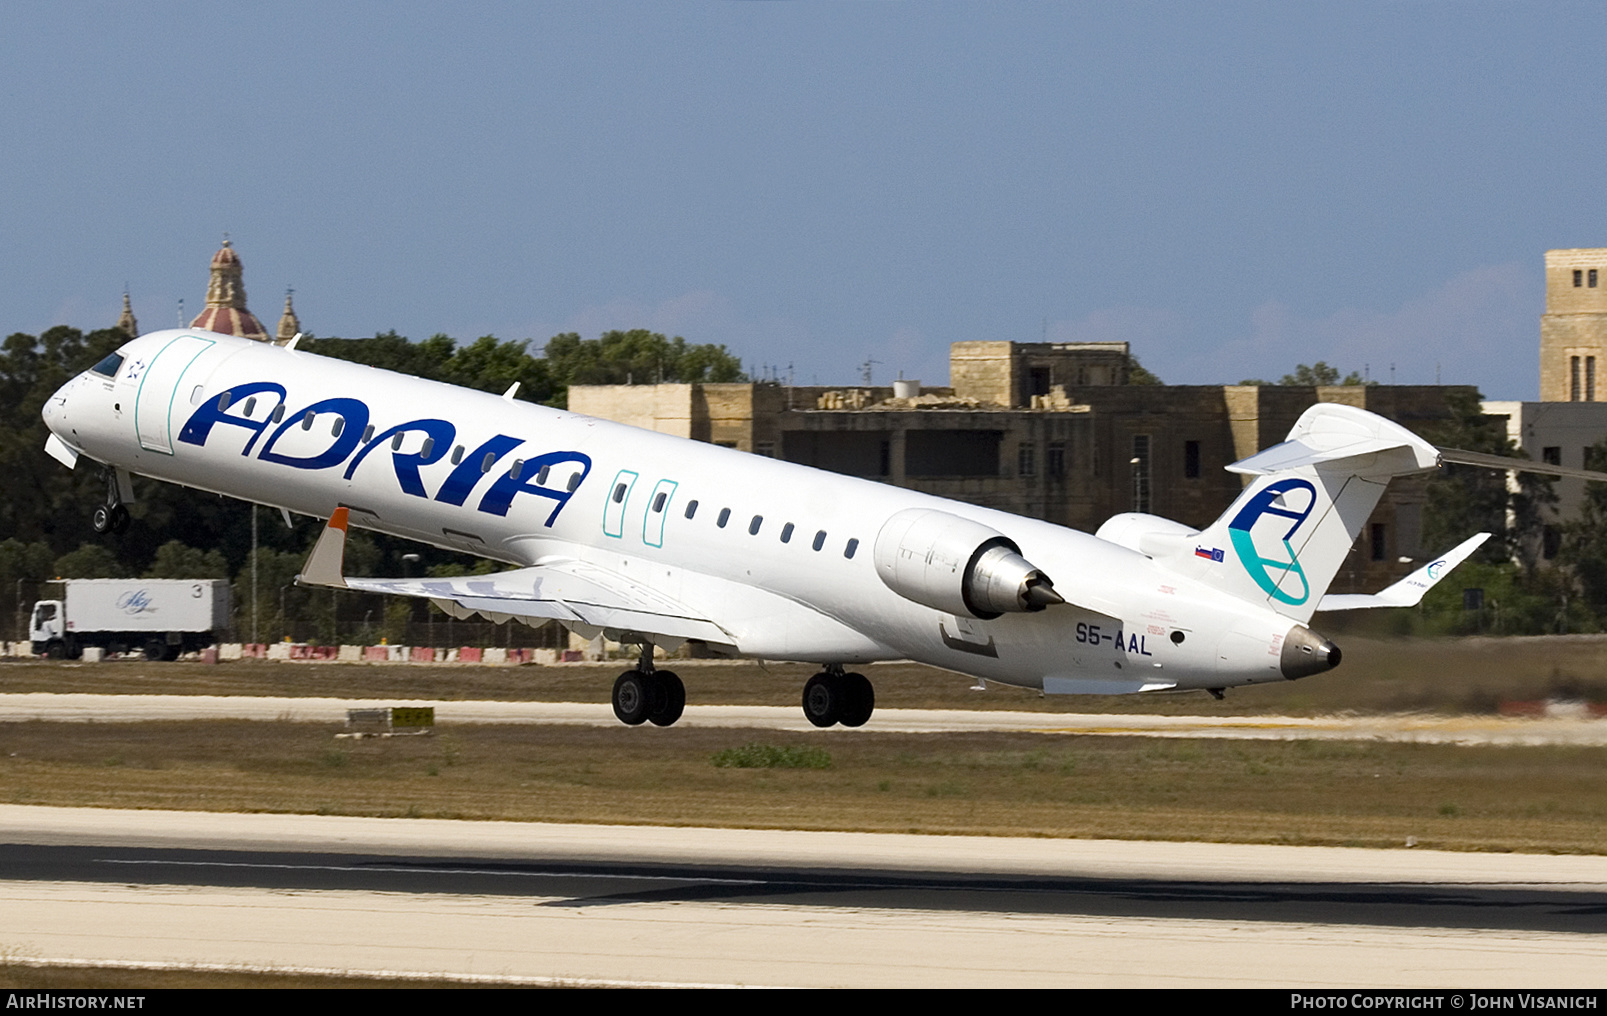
1018,443,1036,477
1370,523,1387,562
1131,435,1152,513
1590,357,1598,402
1571,357,1582,402
1029,367,1052,398
1184,440,1201,479
1592,269,1600,288
1047,442,1065,478
1544,447,1562,466
1575,269,1584,287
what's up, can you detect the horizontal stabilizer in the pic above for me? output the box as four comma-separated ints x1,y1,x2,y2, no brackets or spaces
1317,532,1491,612
1438,446,1607,484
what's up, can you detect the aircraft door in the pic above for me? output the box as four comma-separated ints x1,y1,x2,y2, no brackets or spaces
642,479,677,547
602,469,638,538
133,334,215,454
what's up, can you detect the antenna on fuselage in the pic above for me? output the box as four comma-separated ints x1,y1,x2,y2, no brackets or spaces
502,382,520,400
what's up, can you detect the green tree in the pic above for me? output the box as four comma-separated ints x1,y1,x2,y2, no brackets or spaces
1126,355,1163,385
52,543,128,579
145,540,230,579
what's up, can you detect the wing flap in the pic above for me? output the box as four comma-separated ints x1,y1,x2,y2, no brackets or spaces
297,510,733,646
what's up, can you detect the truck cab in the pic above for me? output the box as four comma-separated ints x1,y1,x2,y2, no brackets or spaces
29,599,77,659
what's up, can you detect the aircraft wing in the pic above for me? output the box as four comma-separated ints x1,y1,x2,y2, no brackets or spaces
1315,532,1491,612
296,508,733,648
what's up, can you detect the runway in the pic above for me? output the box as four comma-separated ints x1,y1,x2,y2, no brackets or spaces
3,693,1606,744
4,805,1607,987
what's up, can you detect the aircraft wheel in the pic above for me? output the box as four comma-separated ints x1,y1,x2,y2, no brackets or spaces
802,672,841,728
110,505,131,534
838,672,875,728
612,671,651,725
143,639,169,663
647,670,685,727
92,505,113,534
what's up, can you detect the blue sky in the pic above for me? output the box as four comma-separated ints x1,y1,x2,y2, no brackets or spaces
4,2,1604,397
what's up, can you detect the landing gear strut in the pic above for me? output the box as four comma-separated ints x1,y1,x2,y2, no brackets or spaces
802,665,874,728
91,469,130,535
611,643,685,727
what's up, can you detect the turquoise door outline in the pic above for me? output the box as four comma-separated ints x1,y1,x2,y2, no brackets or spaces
643,479,678,547
602,469,638,538
135,334,214,454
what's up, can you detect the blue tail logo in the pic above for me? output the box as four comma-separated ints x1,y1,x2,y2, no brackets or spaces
1227,479,1316,605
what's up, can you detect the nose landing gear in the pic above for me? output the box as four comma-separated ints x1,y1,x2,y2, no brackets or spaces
802,666,874,728
91,469,131,535
611,643,685,727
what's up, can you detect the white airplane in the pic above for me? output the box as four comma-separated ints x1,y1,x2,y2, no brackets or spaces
43,327,1496,727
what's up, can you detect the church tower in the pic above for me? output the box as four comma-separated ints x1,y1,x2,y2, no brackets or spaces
115,290,138,338
276,288,301,344
1539,248,1607,401
188,237,270,342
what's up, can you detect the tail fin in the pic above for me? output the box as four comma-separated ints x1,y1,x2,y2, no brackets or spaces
1160,403,1440,623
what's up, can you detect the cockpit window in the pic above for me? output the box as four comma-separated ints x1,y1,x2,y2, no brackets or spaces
89,352,124,378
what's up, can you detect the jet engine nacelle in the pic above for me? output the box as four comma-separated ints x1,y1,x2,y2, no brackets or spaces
873,508,1064,620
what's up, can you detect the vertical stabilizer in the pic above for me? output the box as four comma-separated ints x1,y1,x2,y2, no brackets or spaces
1159,403,1440,623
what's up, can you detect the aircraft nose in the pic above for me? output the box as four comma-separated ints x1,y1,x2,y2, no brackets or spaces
1280,625,1341,679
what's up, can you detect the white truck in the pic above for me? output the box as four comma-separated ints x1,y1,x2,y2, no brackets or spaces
30,579,231,661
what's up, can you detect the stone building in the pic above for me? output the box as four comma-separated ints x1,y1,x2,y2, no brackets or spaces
187,238,271,342
1539,247,1607,403
570,341,1470,593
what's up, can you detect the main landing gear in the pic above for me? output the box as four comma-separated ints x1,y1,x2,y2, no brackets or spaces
802,666,874,728
91,469,130,535
611,645,685,727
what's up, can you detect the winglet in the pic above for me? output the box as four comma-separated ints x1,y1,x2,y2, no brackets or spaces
502,381,520,400
296,507,350,588
1316,532,1491,612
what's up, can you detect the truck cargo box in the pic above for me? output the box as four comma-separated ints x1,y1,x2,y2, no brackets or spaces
61,579,230,635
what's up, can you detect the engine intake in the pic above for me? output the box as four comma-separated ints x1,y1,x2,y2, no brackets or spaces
873,508,1064,619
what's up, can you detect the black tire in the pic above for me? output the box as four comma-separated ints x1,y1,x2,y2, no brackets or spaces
143,640,168,662
647,670,685,727
45,641,67,660
802,672,841,728
110,505,131,535
838,672,875,728
612,671,651,725
92,504,112,534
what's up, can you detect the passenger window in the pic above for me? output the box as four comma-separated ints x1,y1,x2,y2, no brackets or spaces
419,437,433,457
812,530,826,551
301,411,315,430
613,483,627,503
510,459,524,480
749,515,763,535
481,452,495,473
844,538,859,559
391,432,405,450
217,392,232,411
272,404,286,423
244,397,257,416
717,508,731,528
537,464,550,485
451,445,464,465
361,423,373,443
331,417,344,437
685,500,699,519
653,492,667,512
780,522,794,543
567,472,581,492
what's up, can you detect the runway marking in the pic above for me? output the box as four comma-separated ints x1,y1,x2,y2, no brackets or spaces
95,858,765,885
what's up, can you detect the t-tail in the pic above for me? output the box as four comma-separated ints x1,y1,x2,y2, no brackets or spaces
1154,403,1441,623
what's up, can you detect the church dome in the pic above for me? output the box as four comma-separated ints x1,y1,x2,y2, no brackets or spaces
189,237,270,342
